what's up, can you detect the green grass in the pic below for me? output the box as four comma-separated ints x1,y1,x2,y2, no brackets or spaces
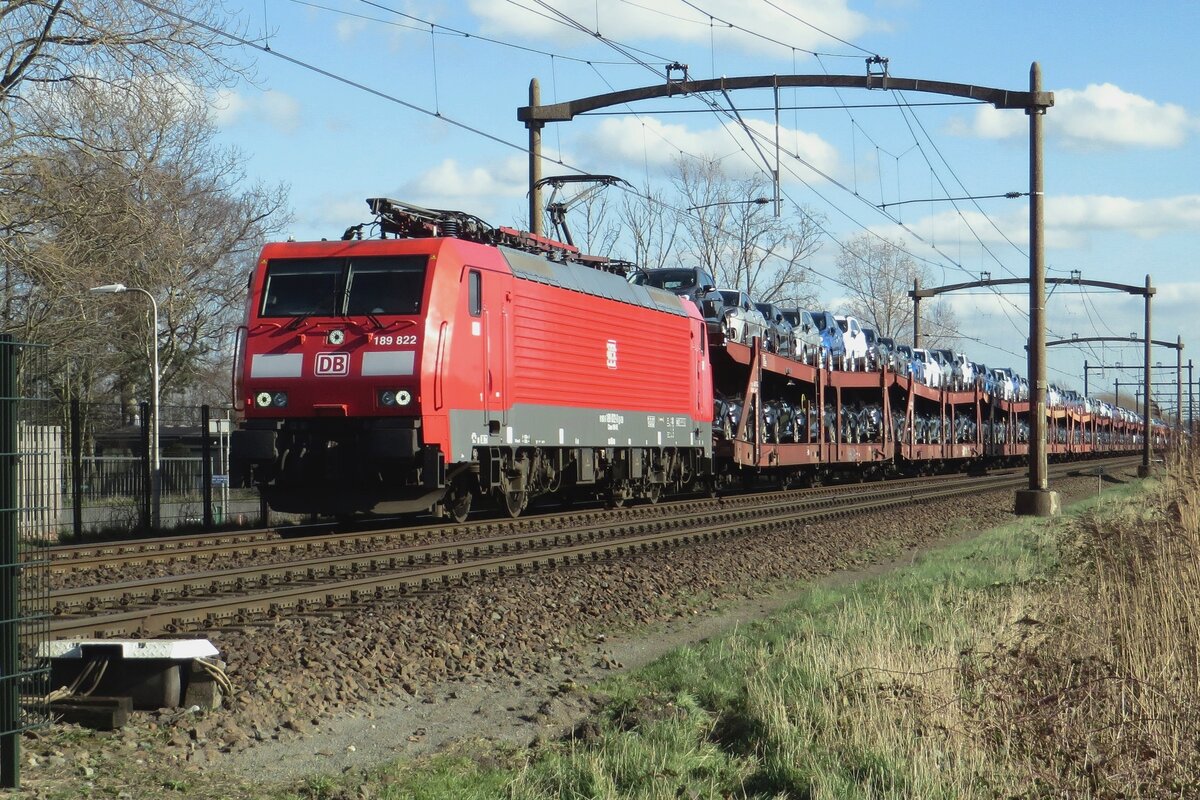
281,473,1156,799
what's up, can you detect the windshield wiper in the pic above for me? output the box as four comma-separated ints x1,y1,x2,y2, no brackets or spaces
286,313,310,330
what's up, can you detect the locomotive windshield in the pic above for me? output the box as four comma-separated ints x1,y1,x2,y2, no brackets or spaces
260,259,341,317
632,269,696,291
260,255,428,317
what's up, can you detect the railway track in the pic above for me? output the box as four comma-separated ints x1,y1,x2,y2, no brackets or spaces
48,470,1024,612
46,465,1047,578
47,457,1132,640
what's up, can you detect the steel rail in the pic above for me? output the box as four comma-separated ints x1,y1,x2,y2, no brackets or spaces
47,473,1001,613
48,458,1135,639
46,469,1014,575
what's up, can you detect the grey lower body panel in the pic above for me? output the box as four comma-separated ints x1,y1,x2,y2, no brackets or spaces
444,403,712,463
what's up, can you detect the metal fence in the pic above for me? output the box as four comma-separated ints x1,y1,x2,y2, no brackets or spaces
0,335,51,788
35,400,264,539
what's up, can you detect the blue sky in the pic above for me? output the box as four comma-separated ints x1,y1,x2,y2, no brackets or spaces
212,0,1199,413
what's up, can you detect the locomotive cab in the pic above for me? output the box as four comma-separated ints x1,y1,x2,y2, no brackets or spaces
232,241,446,517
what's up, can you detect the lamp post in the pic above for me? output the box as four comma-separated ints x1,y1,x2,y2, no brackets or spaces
686,197,771,212
90,283,160,529
686,198,771,295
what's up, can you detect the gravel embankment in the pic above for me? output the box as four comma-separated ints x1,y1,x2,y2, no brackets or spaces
22,468,1130,798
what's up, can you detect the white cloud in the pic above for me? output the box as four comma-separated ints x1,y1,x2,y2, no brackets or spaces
396,155,529,219
948,83,1192,150
336,18,368,42
1155,282,1200,320
211,89,301,134
575,116,838,183
212,88,247,126
259,90,301,133
467,0,875,55
1050,194,1200,238
945,104,1023,141
297,195,374,239
882,193,1200,253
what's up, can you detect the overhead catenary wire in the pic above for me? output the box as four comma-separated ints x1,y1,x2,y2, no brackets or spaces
442,0,983,307
155,0,1090,385
133,0,536,155
516,0,681,69
331,0,1042,320
421,6,1095,383
756,0,877,56
389,2,1086,372
677,0,871,59
882,92,1034,338
801,53,1034,338
891,91,1028,268
295,0,651,66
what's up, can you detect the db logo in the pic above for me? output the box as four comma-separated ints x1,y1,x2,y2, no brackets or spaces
315,352,349,376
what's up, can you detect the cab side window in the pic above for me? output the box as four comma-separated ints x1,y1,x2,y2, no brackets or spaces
468,270,482,316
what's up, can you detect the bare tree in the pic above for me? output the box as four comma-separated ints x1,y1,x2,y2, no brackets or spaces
0,1,287,407
835,233,958,345
617,185,680,271
671,156,823,304
565,186,622,258
1,77,288,406
0,0,246,159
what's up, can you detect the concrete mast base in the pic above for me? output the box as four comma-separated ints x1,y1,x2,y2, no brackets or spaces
1014,488,1061,517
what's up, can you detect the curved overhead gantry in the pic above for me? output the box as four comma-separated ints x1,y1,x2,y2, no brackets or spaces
1048,335,1185,436
912,275,1159,472
519,64,1064,512
519,71,1052,237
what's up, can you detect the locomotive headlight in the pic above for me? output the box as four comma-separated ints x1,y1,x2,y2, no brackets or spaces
272,391,288,408
255,392,273,408
327,329,345,345
378,389,413,407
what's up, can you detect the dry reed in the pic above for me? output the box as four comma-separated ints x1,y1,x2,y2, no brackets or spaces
967,447,1200,797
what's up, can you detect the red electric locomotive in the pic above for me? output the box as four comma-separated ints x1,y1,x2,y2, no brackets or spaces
231,199,713,520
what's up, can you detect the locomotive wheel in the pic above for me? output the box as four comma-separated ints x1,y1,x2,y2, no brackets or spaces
503,490,527,518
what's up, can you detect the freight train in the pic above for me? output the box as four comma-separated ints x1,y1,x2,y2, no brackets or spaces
230,198,1150,521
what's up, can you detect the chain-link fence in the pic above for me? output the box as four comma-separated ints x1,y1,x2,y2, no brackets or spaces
1,335,51,787
1,334,274,786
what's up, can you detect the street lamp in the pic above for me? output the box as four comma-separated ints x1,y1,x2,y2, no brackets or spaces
90,283,160,529
687,197,771,212
686,197,772,295
875,191,1026,210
